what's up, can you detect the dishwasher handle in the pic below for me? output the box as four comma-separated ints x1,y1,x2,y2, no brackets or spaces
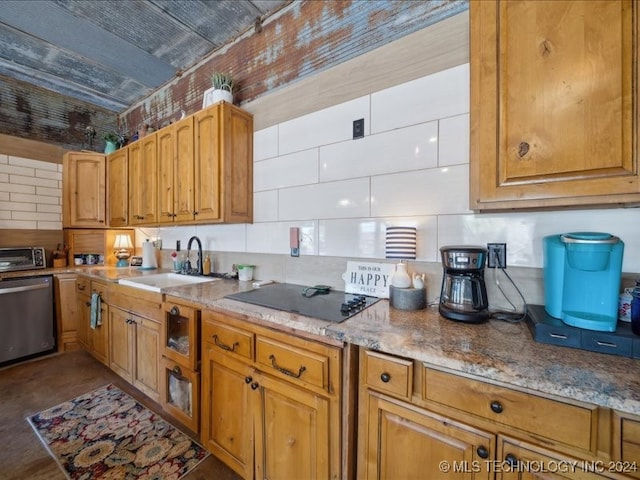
0,283,50,295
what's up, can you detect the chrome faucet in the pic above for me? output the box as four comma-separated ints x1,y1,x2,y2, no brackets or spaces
186,236,203,275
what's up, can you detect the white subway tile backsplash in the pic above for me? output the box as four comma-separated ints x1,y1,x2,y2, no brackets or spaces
0,219,37,229
9,156,58,170
10,175,58,188
319,216,438,261
11,193,60,204
0,164,33,176
37,203,62,213
439,114,470,166
278,96,370,155
0,201,36,212
36,169,63,181
0,173,7,182
371,64,470,134
247,221,317,255
319,122,438,182
6,183,35,194
0,154,7,164
254,190,279,222
36,186,62,197
254,149,318,191
371,165,470,217
12,211,60,222
254,125,279,161
279,178,370,221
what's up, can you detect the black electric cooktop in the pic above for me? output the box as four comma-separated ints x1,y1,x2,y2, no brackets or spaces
225,283,380,323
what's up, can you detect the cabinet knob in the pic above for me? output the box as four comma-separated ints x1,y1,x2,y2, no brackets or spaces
244,376,253,384
250,382,259,390
172,365,182,376
380,372,391,383
170,306,180,316
193,211,198,216
476,445,489,459
490,401,503,414
505,454,518,468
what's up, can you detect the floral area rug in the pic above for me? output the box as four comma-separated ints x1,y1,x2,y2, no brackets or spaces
27,384,209,479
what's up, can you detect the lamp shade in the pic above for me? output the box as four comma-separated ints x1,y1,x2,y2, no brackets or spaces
385,226,417,259
113,234,133,250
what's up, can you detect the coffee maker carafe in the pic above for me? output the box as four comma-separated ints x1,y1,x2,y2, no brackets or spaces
439,246,489,323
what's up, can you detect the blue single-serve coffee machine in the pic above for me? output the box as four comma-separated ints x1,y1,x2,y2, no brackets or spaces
543,232,624,332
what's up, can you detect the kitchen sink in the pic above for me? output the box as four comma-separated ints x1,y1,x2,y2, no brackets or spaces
118,273,218,292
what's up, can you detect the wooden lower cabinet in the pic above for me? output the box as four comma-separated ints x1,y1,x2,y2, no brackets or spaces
360,386,493,479
109,286,163,403
201,351,254,479
75,277,109,365
54,273,79,351
497,436,617,480
201,310,342,480
358,348,634,480
109,306,161,403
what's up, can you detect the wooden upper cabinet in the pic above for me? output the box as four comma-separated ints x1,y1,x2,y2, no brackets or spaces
129,134,158,225
63,151,106,227
470,0,640,210
157,116,195,224
107,149,128,227
195,102,253,223
174,117,195,223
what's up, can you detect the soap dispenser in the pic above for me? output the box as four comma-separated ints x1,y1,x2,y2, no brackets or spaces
203,255,211,275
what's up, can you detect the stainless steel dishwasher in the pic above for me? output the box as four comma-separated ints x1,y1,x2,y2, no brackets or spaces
0,275,56,366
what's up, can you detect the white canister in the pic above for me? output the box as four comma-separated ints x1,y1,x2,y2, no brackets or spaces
237,264,255,281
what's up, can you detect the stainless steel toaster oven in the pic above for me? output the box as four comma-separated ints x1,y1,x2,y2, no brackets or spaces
0,247,46,272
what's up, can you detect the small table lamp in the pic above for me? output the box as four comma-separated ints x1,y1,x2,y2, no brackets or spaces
114,234,134,267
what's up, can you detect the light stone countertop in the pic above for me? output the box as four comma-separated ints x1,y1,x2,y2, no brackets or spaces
12,267,640,415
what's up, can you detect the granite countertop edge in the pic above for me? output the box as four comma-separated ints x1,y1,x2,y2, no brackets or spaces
8,267,640,416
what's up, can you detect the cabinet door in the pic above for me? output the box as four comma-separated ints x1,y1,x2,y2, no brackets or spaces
76,293,91,351
470,1,640,210
360,392,493,480
173,117,195,223
107,149,128,227
157,128,175,223
129,135,158,225
497,436,612,480
194,105,222,222
201,350,254,480
54,274,79,351
91,302,109,366
63,152,106,227
109,306,134,383
133,315,161,403
254,372,333,480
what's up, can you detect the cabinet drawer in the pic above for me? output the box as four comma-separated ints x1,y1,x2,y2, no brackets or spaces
424,367,597,452
91,281,109,303
256,336,329,391
362,350,413,400
203,319,253,361
76,277,90,294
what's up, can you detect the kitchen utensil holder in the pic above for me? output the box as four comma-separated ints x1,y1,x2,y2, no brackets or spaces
389,285,426,310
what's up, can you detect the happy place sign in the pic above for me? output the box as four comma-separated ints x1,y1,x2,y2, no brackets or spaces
342,261,395,298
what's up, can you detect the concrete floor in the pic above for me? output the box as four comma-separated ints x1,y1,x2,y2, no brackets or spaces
0,349,241,480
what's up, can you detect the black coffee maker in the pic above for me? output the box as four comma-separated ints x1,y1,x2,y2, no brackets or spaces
439,246,489,323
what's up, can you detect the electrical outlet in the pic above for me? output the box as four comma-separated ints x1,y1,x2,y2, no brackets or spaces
487,243,507,268
353,118,364,139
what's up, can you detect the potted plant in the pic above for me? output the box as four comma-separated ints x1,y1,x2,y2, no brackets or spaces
202,72,235,108
102,132,119,154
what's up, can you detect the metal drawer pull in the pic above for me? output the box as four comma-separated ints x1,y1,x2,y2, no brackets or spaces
380,372,391,383
213,335,239,352
596,340,617,348
549,333,567,339
269,354,306,378
490,400,503,414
